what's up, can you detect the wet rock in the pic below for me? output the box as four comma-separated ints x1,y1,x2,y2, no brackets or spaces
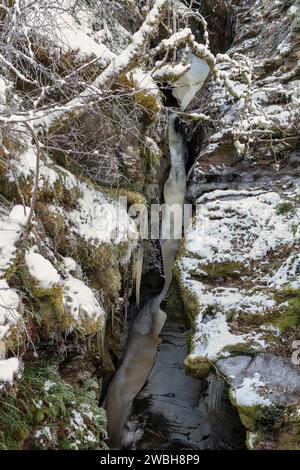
128,322,245,450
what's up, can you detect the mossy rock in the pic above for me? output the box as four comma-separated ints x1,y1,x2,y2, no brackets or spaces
163,278,185,322
118,73,160,125
201,261,244,278
11,261,71,336
276,202,295,215
37,204,75,256
267,287,300,333
173,261,200,322
76,240,121,304
276,411,300,450
140,143,161,167
229,389,261,431
184,354,212,379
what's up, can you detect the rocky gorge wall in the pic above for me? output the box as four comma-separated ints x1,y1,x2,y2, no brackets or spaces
175,0,300,450
0,0,164,449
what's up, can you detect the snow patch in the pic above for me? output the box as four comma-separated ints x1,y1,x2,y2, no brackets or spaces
8,205,31,226
25,249,60,289
63,274,104,325
0,280,21,341
68,182,138,245
0,357,19,385
232,373,271,406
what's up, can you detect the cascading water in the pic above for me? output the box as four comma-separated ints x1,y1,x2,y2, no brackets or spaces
103,112,187,448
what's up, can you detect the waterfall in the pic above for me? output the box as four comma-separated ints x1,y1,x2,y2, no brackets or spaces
103,112,187,448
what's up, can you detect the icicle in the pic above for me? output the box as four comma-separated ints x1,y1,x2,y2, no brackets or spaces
133,246,143,308
207,373,224,414
0,341,6,360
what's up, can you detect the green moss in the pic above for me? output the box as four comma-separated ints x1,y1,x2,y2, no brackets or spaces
201,261,243,278
237,405,260,431
14,262,72,335
276,202,294,215
276,411,300,450
76,240,121,304
229,389,266,432
184,355,212,379
50,149,83,179
100,186,146,206
163,279,184,322
267,287,300,333
0,361,107,450
140,143,161,167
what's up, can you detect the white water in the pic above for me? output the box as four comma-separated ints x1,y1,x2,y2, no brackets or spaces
103,113,187,448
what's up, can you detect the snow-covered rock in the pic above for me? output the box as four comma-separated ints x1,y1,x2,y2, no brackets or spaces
0,357,19,385
25,249,60,290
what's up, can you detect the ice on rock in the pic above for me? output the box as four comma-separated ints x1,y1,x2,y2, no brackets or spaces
172,54,210,110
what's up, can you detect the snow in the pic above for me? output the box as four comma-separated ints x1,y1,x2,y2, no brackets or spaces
63,274,104,324
0,211,23,276
189,309,247,360
68,182,138,245
44,380,55,393
182,277,276,315
8,205,30,226
130,69,160,99
0,280,20,341
179,187,300,365
277,41,291,54
264,253,300,289
232,373,271,406
35,426,53,442
33,399,43,409
25,249,60,289
11,147,62,190
57,13,114,61
71,410,85,430
289,5,298,14
248,432,257,449
63,257,77,273
184,279,268,361
0,357,19,384
0,77,6,105
152,63,190,80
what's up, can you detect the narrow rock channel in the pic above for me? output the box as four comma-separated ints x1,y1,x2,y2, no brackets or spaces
103,111,187,448
104,53,245,448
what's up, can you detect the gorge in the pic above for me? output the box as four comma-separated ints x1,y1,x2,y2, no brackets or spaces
0,0,299,453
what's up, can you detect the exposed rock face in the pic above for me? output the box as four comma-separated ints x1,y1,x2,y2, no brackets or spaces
176,0,300,450
188,0,300,200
